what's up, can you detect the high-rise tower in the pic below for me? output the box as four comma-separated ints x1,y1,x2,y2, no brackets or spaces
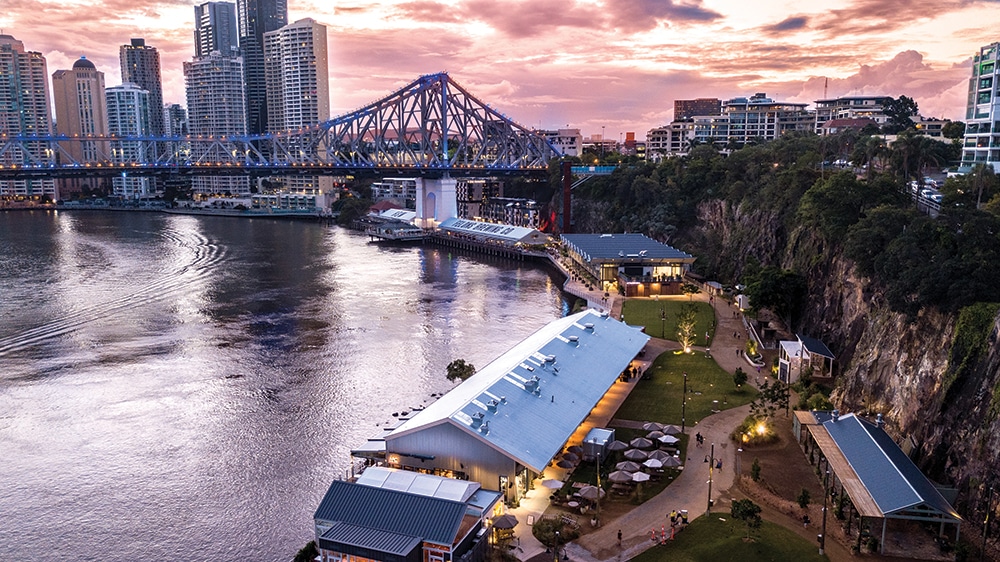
105,83,152,199
195,2,239,58
52,56,109,198
119,38,165,137
0,34,55,199
961,42,1000,173
237,0,287,135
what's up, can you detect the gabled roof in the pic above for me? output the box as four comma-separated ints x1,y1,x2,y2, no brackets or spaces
437,217,548,245
387,309,650,472
560,233,694,262
356,467,481,502
320,521,422,557
822,413,960,520
797,334,835,359
314,481,467,546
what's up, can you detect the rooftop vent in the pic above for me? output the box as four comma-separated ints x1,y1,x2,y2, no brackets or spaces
545,355,556,363
567,335,579,344
480,421,489,434
832,409,839,422
500,396,507,404
584,323,594,330
487,399,498,412
524,376,539,390
876,413,885,429
471,411,484,427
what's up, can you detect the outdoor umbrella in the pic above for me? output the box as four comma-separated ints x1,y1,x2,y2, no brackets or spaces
562,452,580,462
630,437,654,449
623,448,648,461
658,434,680,445
615,461,641,472
642,421,663,431
557,459,575,469
661,424,683,435
662,456,683,467
646,430,665,439
608,470,634,483
577,485,605,500
567,445,584,455
607,440,629,452
541,479,565,489
647,450,671,461
643,458,664,469
632,471,651,482
493,514,518,529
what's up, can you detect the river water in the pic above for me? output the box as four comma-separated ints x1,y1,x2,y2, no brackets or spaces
0,210,570,561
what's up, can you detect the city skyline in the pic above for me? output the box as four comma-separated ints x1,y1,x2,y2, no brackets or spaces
4,0,1000,137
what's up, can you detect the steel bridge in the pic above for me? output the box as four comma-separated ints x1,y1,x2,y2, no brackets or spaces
0,73,559,181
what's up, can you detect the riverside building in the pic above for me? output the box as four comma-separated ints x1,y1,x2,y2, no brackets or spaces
51,57,109,199
105,83,152,199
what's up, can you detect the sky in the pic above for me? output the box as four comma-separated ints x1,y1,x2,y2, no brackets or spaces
3,0,1000,139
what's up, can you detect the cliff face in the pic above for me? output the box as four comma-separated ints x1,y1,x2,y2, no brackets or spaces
687,198,1000,514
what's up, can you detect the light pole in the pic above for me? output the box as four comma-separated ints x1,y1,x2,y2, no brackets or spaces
706,442,715,516
660,306,666,339
681,372,688,434
601,126,605,159
554,531,560,562
820,469,830,555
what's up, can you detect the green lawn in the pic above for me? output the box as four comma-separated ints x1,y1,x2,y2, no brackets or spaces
622,299,716,345
630,514,829,562
615,352,757,427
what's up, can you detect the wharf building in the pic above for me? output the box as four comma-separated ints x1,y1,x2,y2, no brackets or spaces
0,34,56,200
560,233,695,296
961,42,1000,172
51,57,109,199
351,309,650,506
105,83,152,199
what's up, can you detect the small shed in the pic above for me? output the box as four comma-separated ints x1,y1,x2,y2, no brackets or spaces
778,333,835,383
582,428,615,462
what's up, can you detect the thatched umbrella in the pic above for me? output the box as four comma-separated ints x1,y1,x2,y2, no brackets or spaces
623,448,648,461
608,470,634,483
616,461,642,472
630,437,654,449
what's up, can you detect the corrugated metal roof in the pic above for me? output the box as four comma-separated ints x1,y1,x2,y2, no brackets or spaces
388,309,650,472
797,334,835,359
314,481,467,546
356,467,481,502
437,217,546,244
320,521,422,557
560,233,694,261
823,414,960,520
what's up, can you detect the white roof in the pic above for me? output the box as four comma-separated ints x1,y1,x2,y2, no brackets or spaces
437,217,549,244
378,209,417,222
355,466,480,502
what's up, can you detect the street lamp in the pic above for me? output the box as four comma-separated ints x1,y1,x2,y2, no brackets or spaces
594,443,602,524
554,531,560,562
820,469,830,555
681,372,688,434
706,442,715,516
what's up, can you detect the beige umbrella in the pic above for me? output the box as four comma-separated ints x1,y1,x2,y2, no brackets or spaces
608,470,634,483
646,430,665,439
644,458,664,469
658,434,680,445
623,448,648,461
661,424,683,435
616,461,642,472
630,437,654,449
577,485,605,500
632,471,651,482
647,450,672,461
541,479,565,489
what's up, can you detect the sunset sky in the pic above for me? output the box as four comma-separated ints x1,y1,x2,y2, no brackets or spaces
4,0,1000,138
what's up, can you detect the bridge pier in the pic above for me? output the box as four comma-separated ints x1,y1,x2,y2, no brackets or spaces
415,177,458,228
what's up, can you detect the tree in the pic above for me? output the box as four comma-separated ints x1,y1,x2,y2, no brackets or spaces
942,120,966,140
797,488,811,509
733,367,748,388
751,379,790,419
446,359,476,382
731,498,763,539
744,267,806,327
676,303,697,351
680,283,701,300
750,458,762,482
881,95,919,134
293,541,318,562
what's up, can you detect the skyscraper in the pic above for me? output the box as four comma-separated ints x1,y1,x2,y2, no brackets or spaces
195,2,239,58
119,38,165,137
264,18,330,193
961,42,1000,173
184,52,249,196
0,34,55,199
52,56,109,198
237,0,287,135
163,103,189,137
105,83,152,199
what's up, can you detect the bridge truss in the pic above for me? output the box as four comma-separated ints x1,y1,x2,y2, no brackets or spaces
0,73,559,180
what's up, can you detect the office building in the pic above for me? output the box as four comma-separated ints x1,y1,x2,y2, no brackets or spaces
105,83,152,199
51,56,109,199
264,18,331,193
184,52,249,195
194,2,239,58
539,128,582,157
0,34,55,199
962,42,1000,172
674,98,721,120
237,0,287,135
119,39,164,137
163,103,188,136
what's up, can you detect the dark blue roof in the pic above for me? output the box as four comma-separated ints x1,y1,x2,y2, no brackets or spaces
314,481,467,546
797,334,834,359
560,234,694,261
321,521,422,556
823,414,960,519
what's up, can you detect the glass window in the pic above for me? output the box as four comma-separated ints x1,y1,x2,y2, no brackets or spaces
979,91,993,104
981,77,994,90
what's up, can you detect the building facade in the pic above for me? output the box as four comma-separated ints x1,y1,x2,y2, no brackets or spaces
722,93,811,145
194,1,240,58
105,83,152,199
813,95,891,134
962,42,1000,172
51,57,109,199
184,52,249,196
163,103,189,136
237,0,287,135
539,128,582,157
674,98,721,120
0,34,55,199
263,18,331,193
119,39,165,137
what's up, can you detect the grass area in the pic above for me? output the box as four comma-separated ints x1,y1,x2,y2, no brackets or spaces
615,352,757,427
630,514,829,562
622,299,716,345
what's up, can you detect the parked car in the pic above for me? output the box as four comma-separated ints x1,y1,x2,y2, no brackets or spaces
929,193,944,203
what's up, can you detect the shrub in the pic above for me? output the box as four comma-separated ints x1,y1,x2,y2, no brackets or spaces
750,458,761,482
797,488,811,509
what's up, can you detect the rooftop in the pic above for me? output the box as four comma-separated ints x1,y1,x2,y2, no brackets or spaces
560,233,694,263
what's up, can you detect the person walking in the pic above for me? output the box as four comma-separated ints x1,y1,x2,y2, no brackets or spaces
618,529,622,547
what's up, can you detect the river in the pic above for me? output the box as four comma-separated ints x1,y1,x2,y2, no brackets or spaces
0,210,571,561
